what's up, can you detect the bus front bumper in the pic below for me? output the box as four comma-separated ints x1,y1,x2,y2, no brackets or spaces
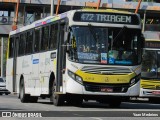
65,78,140,97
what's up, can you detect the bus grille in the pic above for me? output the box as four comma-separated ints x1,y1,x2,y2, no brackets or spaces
83,82,129,93
81,66,131,74
141,80,160,90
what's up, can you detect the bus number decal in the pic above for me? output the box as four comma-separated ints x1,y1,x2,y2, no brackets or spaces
81,13,94,21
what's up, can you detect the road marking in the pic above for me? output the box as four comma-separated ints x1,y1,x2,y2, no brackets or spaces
90,117,103,120
73,113,84,117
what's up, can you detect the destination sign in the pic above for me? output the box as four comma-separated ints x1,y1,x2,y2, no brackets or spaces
73,12,139,25
145,41,160,49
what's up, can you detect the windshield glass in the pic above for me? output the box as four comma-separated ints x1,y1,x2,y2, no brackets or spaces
141,50,160,79
68,26,142,65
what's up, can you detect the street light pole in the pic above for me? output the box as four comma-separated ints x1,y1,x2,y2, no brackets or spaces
1,37,3,77
51,0,54,16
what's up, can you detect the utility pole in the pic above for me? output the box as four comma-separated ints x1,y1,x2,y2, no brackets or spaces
51,0,54,16
135,0,142,13
1,37,3,77
56,0,61,15
12,0,20,30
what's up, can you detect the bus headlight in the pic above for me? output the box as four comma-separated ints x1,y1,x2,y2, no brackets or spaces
130,74,141,86
68,70,83,84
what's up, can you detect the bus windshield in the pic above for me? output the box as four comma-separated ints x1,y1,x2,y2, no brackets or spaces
68,26,142,65
141,50,160,79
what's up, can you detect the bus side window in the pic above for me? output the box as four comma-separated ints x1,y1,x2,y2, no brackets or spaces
50,23,58,50
19,34,26,56
34,28,40,53
41,26,49,51
9,37,14,58
26,30,33,54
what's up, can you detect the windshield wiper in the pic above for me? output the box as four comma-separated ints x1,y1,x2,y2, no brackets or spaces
112,26,127,44
88,24,98,42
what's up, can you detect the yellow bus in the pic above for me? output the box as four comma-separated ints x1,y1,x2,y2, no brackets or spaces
6,9,144,107
140,31,160,102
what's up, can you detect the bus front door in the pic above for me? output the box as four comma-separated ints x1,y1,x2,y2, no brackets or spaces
13,36,18,92
56,22,66,92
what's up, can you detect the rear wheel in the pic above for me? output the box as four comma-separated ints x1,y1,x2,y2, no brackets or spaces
29,96,38,103
20,79,29,103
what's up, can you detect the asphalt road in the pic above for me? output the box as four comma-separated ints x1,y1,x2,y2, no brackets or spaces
0,94,160,120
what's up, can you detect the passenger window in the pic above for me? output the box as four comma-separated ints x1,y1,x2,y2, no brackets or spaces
34,28,41,52
26,30,33,54
19,34,26,56
41,26,49,51
9,37,14,58
50,24,58,50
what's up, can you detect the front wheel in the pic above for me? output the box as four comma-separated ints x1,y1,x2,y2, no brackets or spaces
51,81,64,106
108,99,121,108
66,95,83,106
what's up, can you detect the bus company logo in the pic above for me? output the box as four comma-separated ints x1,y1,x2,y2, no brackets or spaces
2,112,11,117
104,77,109,82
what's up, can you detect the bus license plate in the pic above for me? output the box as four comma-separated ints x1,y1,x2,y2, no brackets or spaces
152,91,160,95
101,88,113,92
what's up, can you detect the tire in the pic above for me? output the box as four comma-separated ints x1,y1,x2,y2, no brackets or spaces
67,95,83,106
19,79,29,103
108,99,121,108
5,93,8,95
51,81,64,106
29,96,38,103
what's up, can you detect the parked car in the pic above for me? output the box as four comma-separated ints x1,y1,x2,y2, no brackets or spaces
0,77,10,95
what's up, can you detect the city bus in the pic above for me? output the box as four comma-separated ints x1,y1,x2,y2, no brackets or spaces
140,31,160,102
6,9,144,107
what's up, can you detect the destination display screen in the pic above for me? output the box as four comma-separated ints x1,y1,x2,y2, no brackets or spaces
145,41,160,49
73,12,139,25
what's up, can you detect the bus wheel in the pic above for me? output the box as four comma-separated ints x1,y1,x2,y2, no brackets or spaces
29,96,38,103
108,99,121,108
52,82,64,106
67,95,83,106
20,79,29,103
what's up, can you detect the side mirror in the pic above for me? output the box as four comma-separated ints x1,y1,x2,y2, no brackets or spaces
63,41,70,53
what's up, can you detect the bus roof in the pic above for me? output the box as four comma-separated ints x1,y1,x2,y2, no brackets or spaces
9,9,138,36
